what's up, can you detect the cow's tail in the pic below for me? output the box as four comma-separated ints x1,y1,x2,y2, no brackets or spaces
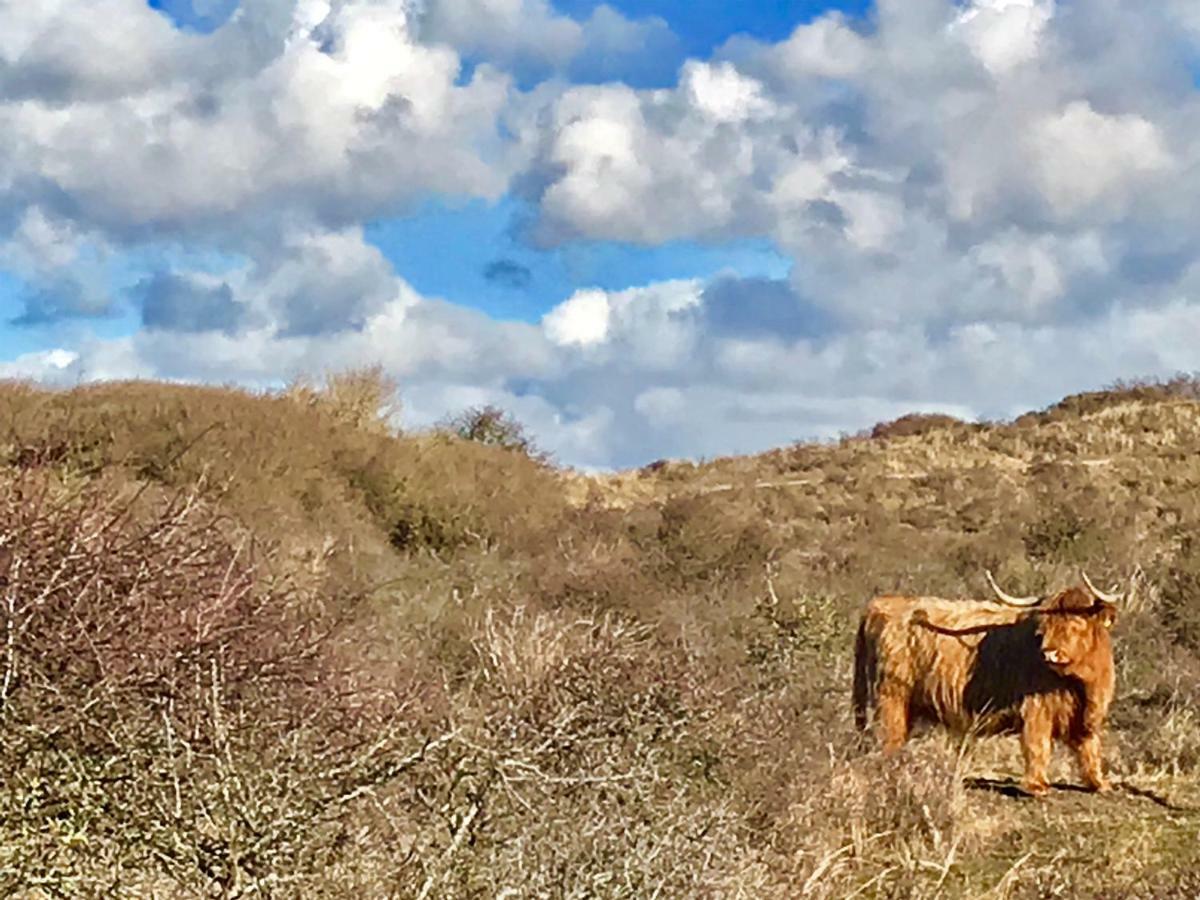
852,617,875,733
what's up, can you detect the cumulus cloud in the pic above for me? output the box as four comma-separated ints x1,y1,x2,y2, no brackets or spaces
0,0,188,103
137,271,244,334
0,348,82,384
0,0,514,244
542,288,611,346
952,0,1054,75
701,276,834,340
528,71,811,243
5,1,1200,469
763,13,870,80
542,279,701,370
683,61,777,124
1,207,114,321
36,270,556,396
419,0,584,73
525,0,1200,339
256,228,407,336
128,226,413,337
566,5,680,86
419,0,679,85
1027,100,1172,217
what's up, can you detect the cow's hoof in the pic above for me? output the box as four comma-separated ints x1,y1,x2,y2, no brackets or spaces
1020,781,1050,798
1087,779,1112,793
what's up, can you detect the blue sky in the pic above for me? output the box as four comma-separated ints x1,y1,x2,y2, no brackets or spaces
2,0,1199,467
149,0,873,55
365,196,789,321
554,0,872,57
552,0,873,86
146,0,238,32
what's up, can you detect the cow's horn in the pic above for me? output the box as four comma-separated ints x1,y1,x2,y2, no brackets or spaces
1081,570,1122,604
984,570,1041,607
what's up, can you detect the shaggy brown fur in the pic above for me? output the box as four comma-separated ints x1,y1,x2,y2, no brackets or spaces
853,585,1117,796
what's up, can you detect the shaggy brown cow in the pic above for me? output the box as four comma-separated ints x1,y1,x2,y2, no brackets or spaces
853,571,1119,796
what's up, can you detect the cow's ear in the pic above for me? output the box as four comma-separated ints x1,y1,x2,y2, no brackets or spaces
1099,606,1116,629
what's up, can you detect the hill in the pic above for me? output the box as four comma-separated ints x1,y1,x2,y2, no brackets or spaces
0,374,1197,897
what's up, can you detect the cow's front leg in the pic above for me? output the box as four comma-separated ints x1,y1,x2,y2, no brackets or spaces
1073,733,1110,792
1020,705,1052,797
877,681,911,753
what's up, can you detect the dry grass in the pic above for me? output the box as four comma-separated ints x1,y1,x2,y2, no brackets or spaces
0,373,1198,896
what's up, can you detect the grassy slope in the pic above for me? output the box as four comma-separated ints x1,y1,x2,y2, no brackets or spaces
571,393,1200,897
0,378,1198,897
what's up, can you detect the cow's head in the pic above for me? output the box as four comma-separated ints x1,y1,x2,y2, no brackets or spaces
985,569,1119,675
1036,574,1119,674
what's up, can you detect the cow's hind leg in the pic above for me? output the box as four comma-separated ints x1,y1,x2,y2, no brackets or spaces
877,681,911,753
1072,733,1110,792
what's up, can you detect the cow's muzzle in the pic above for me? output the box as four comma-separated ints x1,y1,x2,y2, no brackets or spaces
1043,647,1070,667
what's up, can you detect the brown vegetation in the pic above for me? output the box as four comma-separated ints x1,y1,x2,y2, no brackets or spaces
0,372,1197,896
868,411,973,440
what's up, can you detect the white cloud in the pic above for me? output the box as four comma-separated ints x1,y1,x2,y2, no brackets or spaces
568,5,679,84
0,348,81,384
768,15,870,80
532,77,834,242
419,0,583,72
0,207,115,320
633,386,687,426
969,229,1107,314
4,1,1200,470
682,61,775,124
542,289,611,347
535,85,660,240
0,0,514,242
255,227,413,335
826,188,904,252
418,0,679,84
0,0,188,102
542,279,702,369
1028,100,1172,217
525,0,1200,338
952,0,1054,75
4,207,92,273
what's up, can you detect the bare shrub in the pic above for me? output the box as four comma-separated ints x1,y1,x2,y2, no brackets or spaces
1156,537,1200,652
868,412,971,441
379,602,769,898
436,403,551,464
1023,371,1200,425
286,365,401,436
653,493,773,586
1137,705,1200,776
1107,372,1200,403
1022,505,1105,563
764,742,975,898
0,469,423,895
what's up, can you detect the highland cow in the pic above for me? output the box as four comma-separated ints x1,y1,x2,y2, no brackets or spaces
853,571,1119,796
